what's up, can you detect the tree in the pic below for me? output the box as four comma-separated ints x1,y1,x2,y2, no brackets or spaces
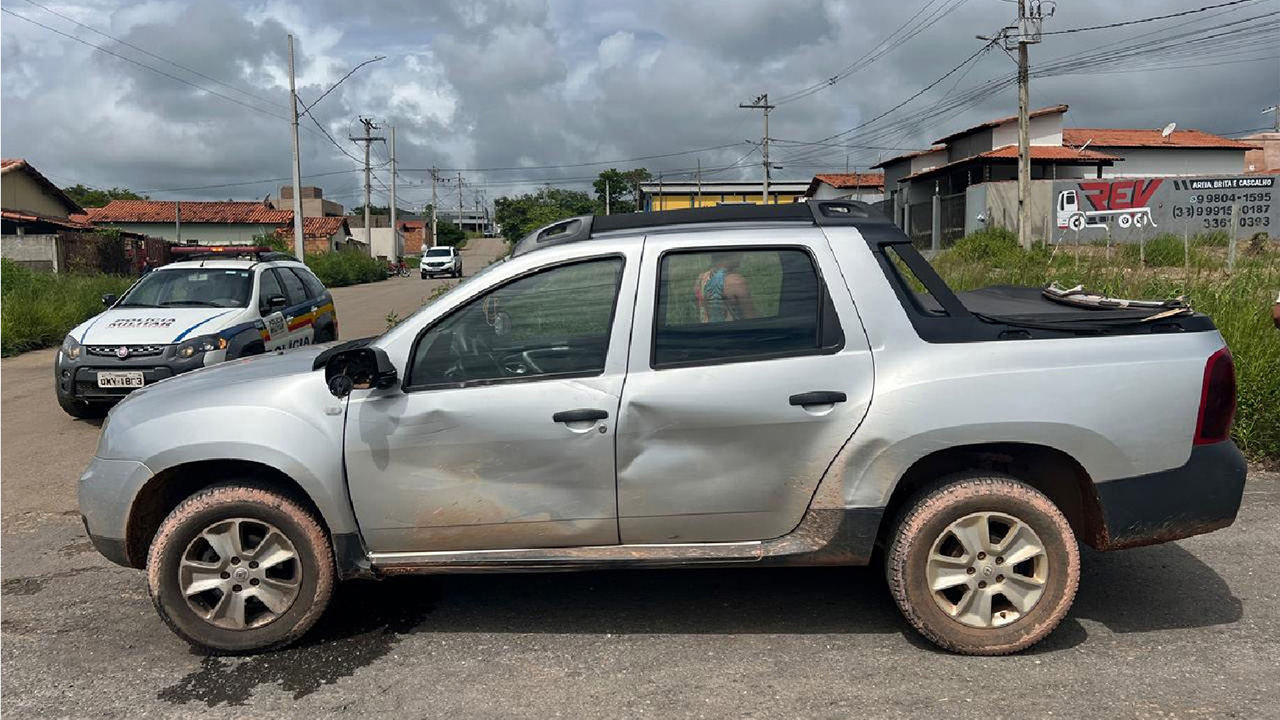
62,184,144,208
419,205,467,247
592,168,650,214
348,204,391,216
494,186,596,246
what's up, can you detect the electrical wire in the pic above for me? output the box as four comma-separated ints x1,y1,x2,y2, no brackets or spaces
1044,0,1261,35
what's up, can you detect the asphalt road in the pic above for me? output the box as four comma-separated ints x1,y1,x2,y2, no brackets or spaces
3,236,1278,718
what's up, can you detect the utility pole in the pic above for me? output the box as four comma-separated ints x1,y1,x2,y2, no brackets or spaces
657,173,663,211
349,117,384,251
430,167,439,248
456,171,464,230
739,93,773,204
389,125,399,259
287,35,304,259
175,201,181,244
605,178,611,215
1010,0,1049,250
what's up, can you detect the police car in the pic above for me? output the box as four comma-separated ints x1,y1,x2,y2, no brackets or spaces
55,246,338,418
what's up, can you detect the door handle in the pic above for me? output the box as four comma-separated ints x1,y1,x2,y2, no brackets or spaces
789,391,847,406
552,408,609,424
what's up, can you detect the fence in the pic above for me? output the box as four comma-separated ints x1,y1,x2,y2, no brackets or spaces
1,231,169,274
940,192,967,247
908,201,932,248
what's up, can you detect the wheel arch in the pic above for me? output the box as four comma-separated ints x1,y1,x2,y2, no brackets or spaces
875,442,1108,550
123,459,331,570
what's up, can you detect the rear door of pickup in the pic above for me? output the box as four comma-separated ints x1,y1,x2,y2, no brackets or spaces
615,227,873,544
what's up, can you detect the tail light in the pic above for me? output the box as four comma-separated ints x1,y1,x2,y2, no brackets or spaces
1194,347,1236,445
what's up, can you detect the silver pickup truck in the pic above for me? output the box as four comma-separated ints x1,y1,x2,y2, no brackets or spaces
78,201,1246,656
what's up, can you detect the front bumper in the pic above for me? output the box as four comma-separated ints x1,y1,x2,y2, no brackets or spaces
78,456,156,568
1094,440,1248,550
56,346,216,403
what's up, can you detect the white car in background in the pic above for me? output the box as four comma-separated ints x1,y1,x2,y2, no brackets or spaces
55,246,337,418
420,245,462,278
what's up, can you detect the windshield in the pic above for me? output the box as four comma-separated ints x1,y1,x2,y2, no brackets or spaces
117,268,253,308
425,248,453,258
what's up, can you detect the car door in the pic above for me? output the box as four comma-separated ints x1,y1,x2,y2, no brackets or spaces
275,267,316,349
256,268,293,351
343,251,637,553
615,228,874,544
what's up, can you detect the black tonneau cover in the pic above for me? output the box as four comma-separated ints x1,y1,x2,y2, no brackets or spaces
957,285,1166,324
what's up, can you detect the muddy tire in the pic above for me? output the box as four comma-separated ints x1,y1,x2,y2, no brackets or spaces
147,484,334,654
886,473,1079,655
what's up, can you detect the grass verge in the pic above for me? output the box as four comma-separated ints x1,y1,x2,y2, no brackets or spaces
1,259,135,356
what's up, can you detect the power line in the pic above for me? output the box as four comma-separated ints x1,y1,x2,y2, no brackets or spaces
0,7,294,124
136,169,359,194
1044,0,1261,35
400,142,748,173
17,0,290,112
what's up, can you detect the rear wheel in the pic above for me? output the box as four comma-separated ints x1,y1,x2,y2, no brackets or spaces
147,484,334,654
886,473,1079,655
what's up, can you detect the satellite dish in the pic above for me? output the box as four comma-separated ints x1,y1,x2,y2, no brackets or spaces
1161,122,1177,138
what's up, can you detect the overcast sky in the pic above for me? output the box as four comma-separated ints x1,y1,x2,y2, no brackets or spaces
2,0,1277,209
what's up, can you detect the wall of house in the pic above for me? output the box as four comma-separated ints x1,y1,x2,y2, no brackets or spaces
91,222,280,245
909,151,945,175
1095,148,1245,178
0,233,59,271
992,114,1064,149
368,227,402,260
948,130,992,163
1,173,71,218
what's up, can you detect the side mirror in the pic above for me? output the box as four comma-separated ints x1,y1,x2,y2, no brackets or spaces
102,293,118,307
324,346,398,398
266,294,288,311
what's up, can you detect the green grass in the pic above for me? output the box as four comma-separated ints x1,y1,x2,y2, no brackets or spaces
934,233,1280,461
304,249,387,288
1,259,135,356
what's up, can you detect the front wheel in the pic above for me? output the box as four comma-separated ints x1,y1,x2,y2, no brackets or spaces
147,484,335,654
886,473,1079,655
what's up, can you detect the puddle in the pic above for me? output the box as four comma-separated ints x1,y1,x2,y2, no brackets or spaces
158,577,438,706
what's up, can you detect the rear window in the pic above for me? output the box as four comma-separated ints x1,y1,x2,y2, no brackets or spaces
290,267,327,298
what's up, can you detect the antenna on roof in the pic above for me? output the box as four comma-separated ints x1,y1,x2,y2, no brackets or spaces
1076,139,1092,154
1161,122,1177,140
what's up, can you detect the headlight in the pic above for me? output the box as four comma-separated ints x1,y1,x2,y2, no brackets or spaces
176,334,229,359
61,335,82,360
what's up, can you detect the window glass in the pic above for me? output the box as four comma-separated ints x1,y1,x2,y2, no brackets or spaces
257,268,285,309
408,257,624,388
277,268,309,306
291,268,327,299
653,248,841,367
425,248,453,258
117,268,252,309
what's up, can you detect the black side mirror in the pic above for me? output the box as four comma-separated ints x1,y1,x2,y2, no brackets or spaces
324,346,398,398
102,293,118,307
266,294,288,311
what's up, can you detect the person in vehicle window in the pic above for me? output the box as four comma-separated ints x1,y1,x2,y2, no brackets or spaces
695,252,757,322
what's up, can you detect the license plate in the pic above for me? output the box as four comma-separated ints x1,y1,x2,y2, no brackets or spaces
97,371,145,388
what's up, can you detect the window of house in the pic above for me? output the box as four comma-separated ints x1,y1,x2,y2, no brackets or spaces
407,257,624,389
653,247,842,367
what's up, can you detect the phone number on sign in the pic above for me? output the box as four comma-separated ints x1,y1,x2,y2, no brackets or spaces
1173,204,1271,228
1187,192,1272,204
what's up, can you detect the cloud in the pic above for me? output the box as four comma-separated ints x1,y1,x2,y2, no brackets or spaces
2,0,1275,207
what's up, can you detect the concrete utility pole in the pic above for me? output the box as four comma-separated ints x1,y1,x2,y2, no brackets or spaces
287,35,305,259
175,201,181,244
430,166,439,248
389,125,398,259
739,93,773,204
605,178,611,215
349,117,384,250
456,171,464,230
696,158,702,207
1012,0,1049,250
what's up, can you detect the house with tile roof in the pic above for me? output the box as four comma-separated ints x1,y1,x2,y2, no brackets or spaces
804,173,885,203
870,105,1262,246
272,215,357,254
85,199,295,246
1,158,93,234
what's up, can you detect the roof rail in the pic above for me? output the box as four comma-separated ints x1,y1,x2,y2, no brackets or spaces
510,200,887,257
169,246,298,263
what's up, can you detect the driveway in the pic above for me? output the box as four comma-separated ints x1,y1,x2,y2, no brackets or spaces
3,233,1278,717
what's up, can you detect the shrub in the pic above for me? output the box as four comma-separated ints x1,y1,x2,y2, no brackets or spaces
304,249,386,288
1119,234,1198,267
948,227,1022,265
1,259,135,356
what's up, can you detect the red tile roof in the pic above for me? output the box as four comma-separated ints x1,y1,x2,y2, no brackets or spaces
1062,128,1259,150
901,144,1119,182
1,209,95,230
810,172,885,189
272,215,350,239
933,104,1069,146
86,200,293,224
